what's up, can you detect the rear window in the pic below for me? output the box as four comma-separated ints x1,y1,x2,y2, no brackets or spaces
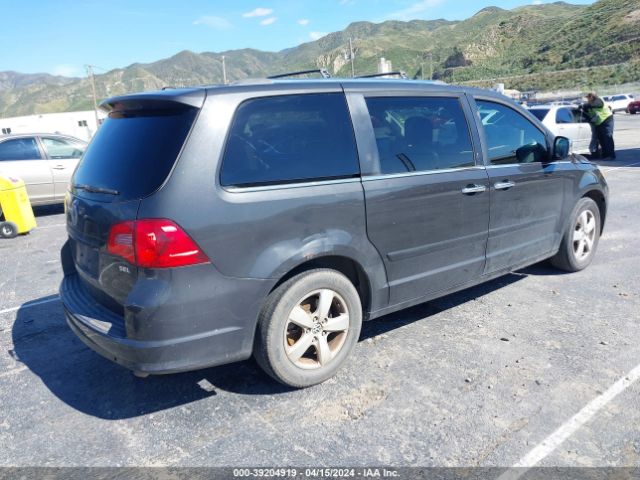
72,106,197,201
220,93,359,187
529,109,549,121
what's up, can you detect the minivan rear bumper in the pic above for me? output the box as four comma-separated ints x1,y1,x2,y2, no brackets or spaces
60,270,273,375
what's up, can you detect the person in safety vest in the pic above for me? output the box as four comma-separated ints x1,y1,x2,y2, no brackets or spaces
581,92,615,160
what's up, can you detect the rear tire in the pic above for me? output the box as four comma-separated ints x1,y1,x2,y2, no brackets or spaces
0,221,18,239
254,269,362,388
550,197,600,272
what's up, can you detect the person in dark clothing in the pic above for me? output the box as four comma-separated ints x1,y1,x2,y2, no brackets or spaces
581,92,615,160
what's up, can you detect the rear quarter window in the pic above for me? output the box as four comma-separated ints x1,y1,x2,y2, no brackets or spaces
529,109,549,122
220,93,359,187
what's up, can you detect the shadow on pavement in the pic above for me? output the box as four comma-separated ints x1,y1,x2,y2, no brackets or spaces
361,271,528,339
32,204,64,217
12,267,535,419
589,147,640,167
517,262,571,277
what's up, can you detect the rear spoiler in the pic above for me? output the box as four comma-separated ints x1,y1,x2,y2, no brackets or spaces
100,88,206,112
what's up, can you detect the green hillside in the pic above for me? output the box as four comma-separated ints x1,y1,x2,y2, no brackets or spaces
1,0,639,116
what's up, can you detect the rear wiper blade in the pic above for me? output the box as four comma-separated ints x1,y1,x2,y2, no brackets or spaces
73,184,120,195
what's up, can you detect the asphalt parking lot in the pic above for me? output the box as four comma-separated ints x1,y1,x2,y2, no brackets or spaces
1,114,639,469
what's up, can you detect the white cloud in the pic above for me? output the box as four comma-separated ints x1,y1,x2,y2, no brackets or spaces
387,0,444,21
243,7,273,17
52,64,81,77
298,18,310,26
532,0,542,4
193,15,232,29
309,31,328,40
260,16,277,25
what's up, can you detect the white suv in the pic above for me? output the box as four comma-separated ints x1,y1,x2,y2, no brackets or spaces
605,94,634,113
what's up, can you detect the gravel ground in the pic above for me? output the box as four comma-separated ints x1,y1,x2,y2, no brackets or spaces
0,114,638,468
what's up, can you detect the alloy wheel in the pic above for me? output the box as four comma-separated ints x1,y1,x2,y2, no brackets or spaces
573,210,596,261
283,289,350,370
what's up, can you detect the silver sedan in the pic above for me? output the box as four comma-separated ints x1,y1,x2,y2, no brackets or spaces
0,133,86,206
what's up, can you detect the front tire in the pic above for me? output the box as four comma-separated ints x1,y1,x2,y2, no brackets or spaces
550,197,601,272
254,269,362,388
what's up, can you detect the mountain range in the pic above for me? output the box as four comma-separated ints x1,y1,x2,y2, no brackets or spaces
1,0,638,117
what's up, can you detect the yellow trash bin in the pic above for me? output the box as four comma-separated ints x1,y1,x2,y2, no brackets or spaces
0,176,37,238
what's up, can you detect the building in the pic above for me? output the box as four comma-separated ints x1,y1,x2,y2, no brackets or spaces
0,110,105,141
378,58,393,74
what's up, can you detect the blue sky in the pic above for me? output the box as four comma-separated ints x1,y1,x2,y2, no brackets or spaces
0,0,594,77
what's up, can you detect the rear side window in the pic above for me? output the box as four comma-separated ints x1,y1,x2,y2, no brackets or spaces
0,138,41,161
364,96,474,175
528,109,549,121
220,93,359,187
72,106,197,201
555,108,573,124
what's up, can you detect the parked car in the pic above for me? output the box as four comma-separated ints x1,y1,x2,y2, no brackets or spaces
0,133,86,206
627,99,640,114
60,80,608,387
606,94,634,113
527,105,592,155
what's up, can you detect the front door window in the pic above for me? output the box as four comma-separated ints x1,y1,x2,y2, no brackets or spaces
476,100,548,165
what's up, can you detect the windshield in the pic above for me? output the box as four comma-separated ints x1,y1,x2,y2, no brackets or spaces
72,106,198,201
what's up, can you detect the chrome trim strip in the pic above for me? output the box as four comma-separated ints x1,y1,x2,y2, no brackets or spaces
362,165,486,182
485,161,573,169
224,177,360,193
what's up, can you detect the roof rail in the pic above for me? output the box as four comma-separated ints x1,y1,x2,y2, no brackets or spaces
268,69,331,79
356,71,408,80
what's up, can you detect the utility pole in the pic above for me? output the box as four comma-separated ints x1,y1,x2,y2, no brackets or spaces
421,52,433,81
85,65,99,131
348,37,355,78
428,53,433,81
222,56,227,84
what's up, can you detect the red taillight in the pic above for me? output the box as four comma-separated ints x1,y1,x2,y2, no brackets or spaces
107,219,210,268
107,221,135,264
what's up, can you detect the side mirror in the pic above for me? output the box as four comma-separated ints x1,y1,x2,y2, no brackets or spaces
553,136,570,160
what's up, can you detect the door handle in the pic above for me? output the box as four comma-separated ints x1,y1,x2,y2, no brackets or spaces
461,184,487,195
52,165,66,170
494,181,516,190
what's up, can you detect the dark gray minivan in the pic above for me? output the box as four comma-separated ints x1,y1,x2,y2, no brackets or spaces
60,79,608,387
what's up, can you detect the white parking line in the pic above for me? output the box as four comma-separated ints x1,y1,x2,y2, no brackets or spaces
498,363,640,480
36,224,66,229
0,297,59,316
602,161,640,172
